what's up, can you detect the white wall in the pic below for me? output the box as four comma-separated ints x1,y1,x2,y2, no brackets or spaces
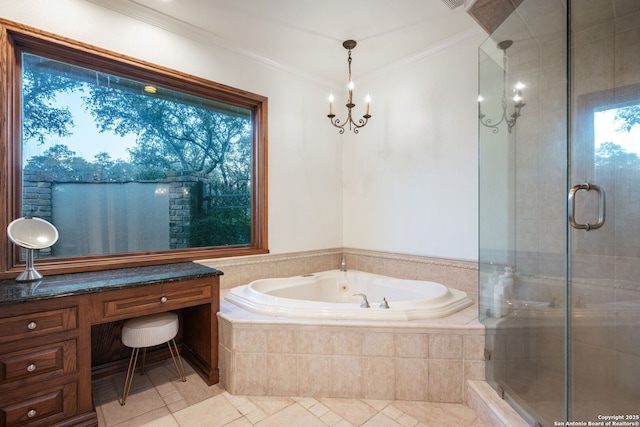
343,31,485,261
1,1,484,262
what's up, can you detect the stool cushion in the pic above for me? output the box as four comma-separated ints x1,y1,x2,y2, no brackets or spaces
122,312,179,348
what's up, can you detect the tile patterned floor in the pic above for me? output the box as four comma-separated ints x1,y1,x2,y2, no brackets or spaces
93,359,487,427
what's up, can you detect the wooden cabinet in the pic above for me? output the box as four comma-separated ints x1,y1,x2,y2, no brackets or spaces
0,340,76,384
0,307,77,344
0,298,81,427
0,266,220,427
0,383,78,427
89,278,213,323
88,277,220,385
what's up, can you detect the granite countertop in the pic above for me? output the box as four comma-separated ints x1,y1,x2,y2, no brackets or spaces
0,262,223,306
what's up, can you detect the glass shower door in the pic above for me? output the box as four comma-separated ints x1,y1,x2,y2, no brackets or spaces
479,0,569,425
569,2,640,420
480,0,640,425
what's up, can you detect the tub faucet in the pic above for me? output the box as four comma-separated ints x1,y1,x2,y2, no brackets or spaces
575,293,590,309
353,293,370,308
340,256,347,272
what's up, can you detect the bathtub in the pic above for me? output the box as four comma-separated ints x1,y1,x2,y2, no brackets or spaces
224,269,473,321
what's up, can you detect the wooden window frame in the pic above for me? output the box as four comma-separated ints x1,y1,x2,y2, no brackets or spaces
0,19,268,278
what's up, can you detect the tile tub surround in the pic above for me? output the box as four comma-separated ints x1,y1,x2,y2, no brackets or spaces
218,297,485,403
200,247,479,297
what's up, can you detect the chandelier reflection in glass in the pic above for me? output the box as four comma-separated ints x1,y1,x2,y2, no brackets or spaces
478,40,525,134
327,40,371,134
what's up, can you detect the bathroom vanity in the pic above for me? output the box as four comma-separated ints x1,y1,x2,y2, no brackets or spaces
0,262,222,427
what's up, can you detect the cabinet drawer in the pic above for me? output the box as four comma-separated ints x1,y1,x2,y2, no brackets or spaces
93,280,212,322
0,308,77,344
0,340,76,386
0,382,76,427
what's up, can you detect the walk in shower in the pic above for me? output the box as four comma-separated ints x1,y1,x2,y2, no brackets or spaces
479,1,640,425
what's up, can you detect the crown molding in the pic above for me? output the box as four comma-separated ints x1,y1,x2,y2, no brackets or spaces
86,0,325,85
86,0,484,88
362,26,485,81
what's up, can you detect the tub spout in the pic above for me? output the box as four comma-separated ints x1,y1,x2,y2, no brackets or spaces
353,293,370,308
340,256,347,272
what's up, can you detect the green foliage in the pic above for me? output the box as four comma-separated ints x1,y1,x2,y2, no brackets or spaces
134,168,167,181
615,105,640,132
83,82,252,187
24,144,92,180
22,54,83,145
190,208,251,247
24,144,139,181
595,141,640,169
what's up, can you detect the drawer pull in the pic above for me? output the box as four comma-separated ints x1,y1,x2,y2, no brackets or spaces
27,321,37,330
27,363,37,372
27,409,37,418
160,296,168,303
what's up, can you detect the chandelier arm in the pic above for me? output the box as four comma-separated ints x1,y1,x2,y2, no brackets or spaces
353,117,369,128
479,114,504,134
328,115,348,134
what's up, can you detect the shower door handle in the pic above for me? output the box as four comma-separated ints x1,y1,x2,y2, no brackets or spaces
568,183,605,230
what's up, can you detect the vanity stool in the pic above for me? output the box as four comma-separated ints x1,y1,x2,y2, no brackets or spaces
120,312,186,405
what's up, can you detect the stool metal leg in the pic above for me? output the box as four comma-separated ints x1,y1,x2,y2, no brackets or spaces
140,347,147,376
121,348,140,406
167,339,186,382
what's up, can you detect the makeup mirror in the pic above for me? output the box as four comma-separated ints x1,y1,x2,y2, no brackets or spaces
7,217,59,281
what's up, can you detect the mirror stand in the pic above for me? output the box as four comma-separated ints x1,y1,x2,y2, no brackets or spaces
16,248,43,282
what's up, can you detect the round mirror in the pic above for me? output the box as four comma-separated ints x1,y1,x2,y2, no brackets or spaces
7,217,59,250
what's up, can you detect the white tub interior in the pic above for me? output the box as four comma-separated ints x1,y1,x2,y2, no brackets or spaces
225,270,473,320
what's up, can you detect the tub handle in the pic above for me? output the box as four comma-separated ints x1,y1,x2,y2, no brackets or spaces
379,298,390,309
353,293,370,308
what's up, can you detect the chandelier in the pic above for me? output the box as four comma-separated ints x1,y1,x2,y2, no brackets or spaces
327,40,371,134
478,40,525,134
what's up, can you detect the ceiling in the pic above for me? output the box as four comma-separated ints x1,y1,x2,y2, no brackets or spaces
87,0,482,85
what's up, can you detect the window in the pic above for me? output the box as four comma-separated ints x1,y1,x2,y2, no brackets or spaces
576,83,640,176
594,104,640,169
0,21,268,277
